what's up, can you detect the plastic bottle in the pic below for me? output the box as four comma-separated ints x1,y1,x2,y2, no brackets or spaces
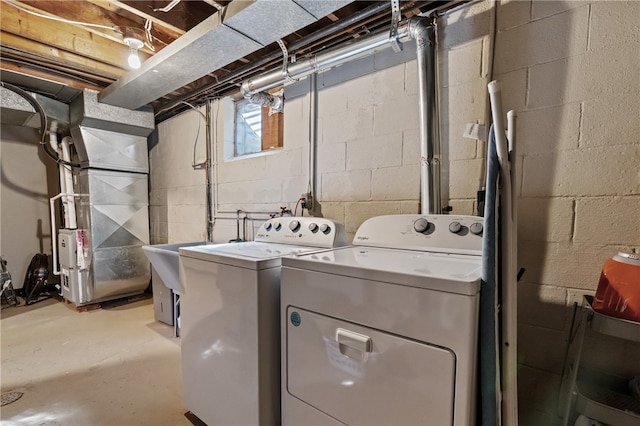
592,252,640,322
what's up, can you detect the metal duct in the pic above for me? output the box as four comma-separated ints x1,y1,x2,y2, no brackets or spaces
99,1,354,110
0,87,70,131
75,169,150,304
71,90,154,172
155,2,391,119
241,17,442,214
407,19,441,214
63,89,155,306
293,0,352,19
240,30,392,95
71,90,154,136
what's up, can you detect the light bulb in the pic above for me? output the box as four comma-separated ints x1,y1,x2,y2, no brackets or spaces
128,47,141,69
123,34,144,70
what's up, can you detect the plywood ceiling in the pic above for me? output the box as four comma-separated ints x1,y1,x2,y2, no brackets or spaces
0,0,452,120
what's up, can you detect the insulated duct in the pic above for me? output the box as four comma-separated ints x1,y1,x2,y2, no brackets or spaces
240,17,441,214
99,0,353,110
62,89,155,306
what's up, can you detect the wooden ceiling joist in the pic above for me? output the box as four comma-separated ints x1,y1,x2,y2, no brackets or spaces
86,0,186,39
13,0,170,53
0,31,125,80
1,4,150,69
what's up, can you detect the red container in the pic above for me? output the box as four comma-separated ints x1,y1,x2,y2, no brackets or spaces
592,253,640,322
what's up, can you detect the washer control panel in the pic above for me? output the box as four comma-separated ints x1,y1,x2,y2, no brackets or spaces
354,214,484,255
256,217,347,248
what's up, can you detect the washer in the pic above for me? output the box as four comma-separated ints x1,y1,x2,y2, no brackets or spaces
178,217,347,426
280,214,484,426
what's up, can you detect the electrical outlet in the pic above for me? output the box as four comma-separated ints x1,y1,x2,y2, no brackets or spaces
302,192,312,211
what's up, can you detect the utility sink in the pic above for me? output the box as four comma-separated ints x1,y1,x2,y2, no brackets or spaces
142,242,207,294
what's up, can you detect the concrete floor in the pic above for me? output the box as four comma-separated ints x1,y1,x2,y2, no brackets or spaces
1,296,191,426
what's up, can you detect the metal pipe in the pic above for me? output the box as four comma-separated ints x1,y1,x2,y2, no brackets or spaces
155,2,392,115
239,16,442,216
205,101,214,242
405,18,441,214
241,31,392,95
307,73,318,215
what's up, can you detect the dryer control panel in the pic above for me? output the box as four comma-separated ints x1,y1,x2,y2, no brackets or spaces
353,214,483,255
255,217,348,248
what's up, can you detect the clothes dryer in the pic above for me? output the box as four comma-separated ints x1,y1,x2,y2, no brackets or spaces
280,214,484,425
179,217,346,425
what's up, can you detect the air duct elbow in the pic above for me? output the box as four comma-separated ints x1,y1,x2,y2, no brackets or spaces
402,17,434,48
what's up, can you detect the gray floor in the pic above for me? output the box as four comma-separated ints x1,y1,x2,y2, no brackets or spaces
1,296,191,426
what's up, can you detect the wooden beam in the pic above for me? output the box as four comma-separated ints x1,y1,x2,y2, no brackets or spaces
120,1,217,31
87,0,186,38
1,4,151,70
15,0,172,53
0,31,125,80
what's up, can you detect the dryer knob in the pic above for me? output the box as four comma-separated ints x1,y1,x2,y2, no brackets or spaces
264,223,272,231
289,220,301,232
320,223,331,234
274,222,282,231
308,223,319,233
449,222,462,234
414,218,429,233
470,222,483,235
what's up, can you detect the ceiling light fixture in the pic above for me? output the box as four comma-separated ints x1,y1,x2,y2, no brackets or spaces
123,31,144,69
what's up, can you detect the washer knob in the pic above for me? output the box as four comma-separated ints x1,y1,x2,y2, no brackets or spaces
308,223,319,233
449,222,462,234
289,220,300,232
414,218,429,233
264,223,272,231
470,222,483,235
274,222,282,231
320,223,331,234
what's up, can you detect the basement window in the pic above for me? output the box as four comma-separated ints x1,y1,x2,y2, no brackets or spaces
233,97,283,158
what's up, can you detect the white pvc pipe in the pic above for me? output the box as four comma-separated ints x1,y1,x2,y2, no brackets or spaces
507,111,517,220
60,137,77,229
48,120,59,153
56,146,68,226
488,80,518,426
48,123,69,228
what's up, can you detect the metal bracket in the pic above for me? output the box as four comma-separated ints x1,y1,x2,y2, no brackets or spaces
277,39,298,82
389,0,402,52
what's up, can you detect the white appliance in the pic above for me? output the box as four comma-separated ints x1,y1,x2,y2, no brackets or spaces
178,217,347,426
280,214,484,426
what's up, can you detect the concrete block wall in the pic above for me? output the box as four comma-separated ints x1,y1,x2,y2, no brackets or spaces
150,1,640,423
149,107,208,244
447,1,638,424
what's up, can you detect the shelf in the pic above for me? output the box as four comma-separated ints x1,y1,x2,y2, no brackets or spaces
575,380,640,426
584,296,640,343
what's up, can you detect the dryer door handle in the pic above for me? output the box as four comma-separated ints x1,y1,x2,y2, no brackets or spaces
336,328,372,361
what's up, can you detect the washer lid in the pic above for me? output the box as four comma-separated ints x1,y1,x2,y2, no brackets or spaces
283,246,481,295
179,242,329,270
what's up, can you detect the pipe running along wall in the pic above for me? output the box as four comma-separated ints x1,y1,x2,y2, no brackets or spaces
240,17,441,214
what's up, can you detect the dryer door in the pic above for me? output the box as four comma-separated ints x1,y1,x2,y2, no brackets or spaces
286,307,456,425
